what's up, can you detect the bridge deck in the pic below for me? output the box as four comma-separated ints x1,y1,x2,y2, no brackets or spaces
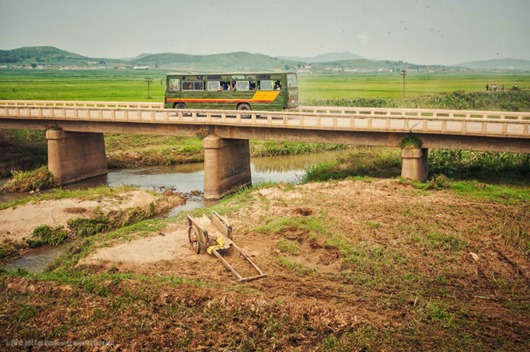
1,100,529,140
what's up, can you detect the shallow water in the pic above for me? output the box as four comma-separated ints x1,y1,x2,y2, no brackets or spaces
1,151,343,272
61,151,341,213
3,245,67,273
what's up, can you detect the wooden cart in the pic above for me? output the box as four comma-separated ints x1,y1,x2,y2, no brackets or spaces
187,211,266,282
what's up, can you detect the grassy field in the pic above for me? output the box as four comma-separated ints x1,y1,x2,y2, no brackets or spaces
299,72,530,100
2,69,530,102
0,69,167,102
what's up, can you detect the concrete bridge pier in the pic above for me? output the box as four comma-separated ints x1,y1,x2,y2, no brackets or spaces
203,135,251,200
401,148,429,182
46,129,107,185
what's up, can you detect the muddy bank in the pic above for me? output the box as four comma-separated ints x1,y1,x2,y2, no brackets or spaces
0,190,185,253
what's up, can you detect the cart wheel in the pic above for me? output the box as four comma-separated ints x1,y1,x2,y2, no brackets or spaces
188,226,201,254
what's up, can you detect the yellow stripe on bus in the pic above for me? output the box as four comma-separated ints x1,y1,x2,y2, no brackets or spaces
252,91,280,102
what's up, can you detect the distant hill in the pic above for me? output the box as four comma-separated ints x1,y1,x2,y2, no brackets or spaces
457,58,530,71
122,53,154,61
306,58,447,72
0,46,117,66
278,52,363,63
2,46,529,73
131,51,299,71
0,46,300,71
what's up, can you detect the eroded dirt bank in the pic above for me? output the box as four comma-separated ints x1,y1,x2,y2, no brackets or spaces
0,190,185,249
1,179,529,351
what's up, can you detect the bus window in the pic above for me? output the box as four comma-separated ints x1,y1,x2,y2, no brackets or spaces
259,80,274,90
183,81,204,90
169,79,180,91
235,81,250,91
207,81,221,91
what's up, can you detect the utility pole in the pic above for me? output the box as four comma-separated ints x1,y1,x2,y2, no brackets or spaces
144,77,153,99
401,69,407,98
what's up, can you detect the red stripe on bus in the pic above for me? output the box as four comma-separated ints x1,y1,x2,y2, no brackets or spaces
166,99,275,103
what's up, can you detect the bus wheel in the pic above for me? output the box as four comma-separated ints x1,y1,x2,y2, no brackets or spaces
237,103,251,118
175,102,186,109
237,103,251,111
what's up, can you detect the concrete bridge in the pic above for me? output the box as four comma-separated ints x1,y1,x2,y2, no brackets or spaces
1,100,529,199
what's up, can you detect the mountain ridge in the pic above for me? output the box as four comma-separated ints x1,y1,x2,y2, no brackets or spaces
456,58,530,71
278,52,364,63
1,46,530,71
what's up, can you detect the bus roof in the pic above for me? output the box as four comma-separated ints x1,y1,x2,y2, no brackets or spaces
166,71,296,76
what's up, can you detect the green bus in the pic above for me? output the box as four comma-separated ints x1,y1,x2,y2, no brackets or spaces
164,72,298,111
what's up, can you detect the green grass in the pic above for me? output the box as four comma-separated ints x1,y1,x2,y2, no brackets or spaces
303,147,402,182
277,238,300,255
299,72,530,100
276,256,314,275
429,150,530,183
0,69,167,102
417,177,530,204
29,225,69,246
0,166,54,192
105,135,205,168
412,231,465,251
303,147,530,189
2,69,530,104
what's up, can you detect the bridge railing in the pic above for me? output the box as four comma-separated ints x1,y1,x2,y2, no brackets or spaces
0,100,163,109
1,101,529,139
292,105,530,121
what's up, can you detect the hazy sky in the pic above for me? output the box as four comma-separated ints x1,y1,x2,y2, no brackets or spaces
1,0,529,65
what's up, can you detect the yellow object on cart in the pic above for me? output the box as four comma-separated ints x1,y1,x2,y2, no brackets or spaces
207,236,225,255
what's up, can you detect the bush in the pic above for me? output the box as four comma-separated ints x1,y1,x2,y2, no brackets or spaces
67,216,110,237
1,166,55,192
0,245,13,259
30,225,69,246
307,90,530,111
303,148,401,182
429,150,530,182
400,135,423,149
426,174,453,190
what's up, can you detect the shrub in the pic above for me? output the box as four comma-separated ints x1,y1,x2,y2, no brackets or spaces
67,216,110,237
1,166,55,192
30,224,69,246
400,135,423,149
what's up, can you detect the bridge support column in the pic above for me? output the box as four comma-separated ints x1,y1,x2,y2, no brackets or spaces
46,129,107,185
203,135,251,200
401,148,429,182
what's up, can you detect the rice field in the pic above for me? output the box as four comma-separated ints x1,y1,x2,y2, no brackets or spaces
1,69,530,103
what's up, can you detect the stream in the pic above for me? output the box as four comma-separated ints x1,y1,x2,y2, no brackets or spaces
1,151,343,272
